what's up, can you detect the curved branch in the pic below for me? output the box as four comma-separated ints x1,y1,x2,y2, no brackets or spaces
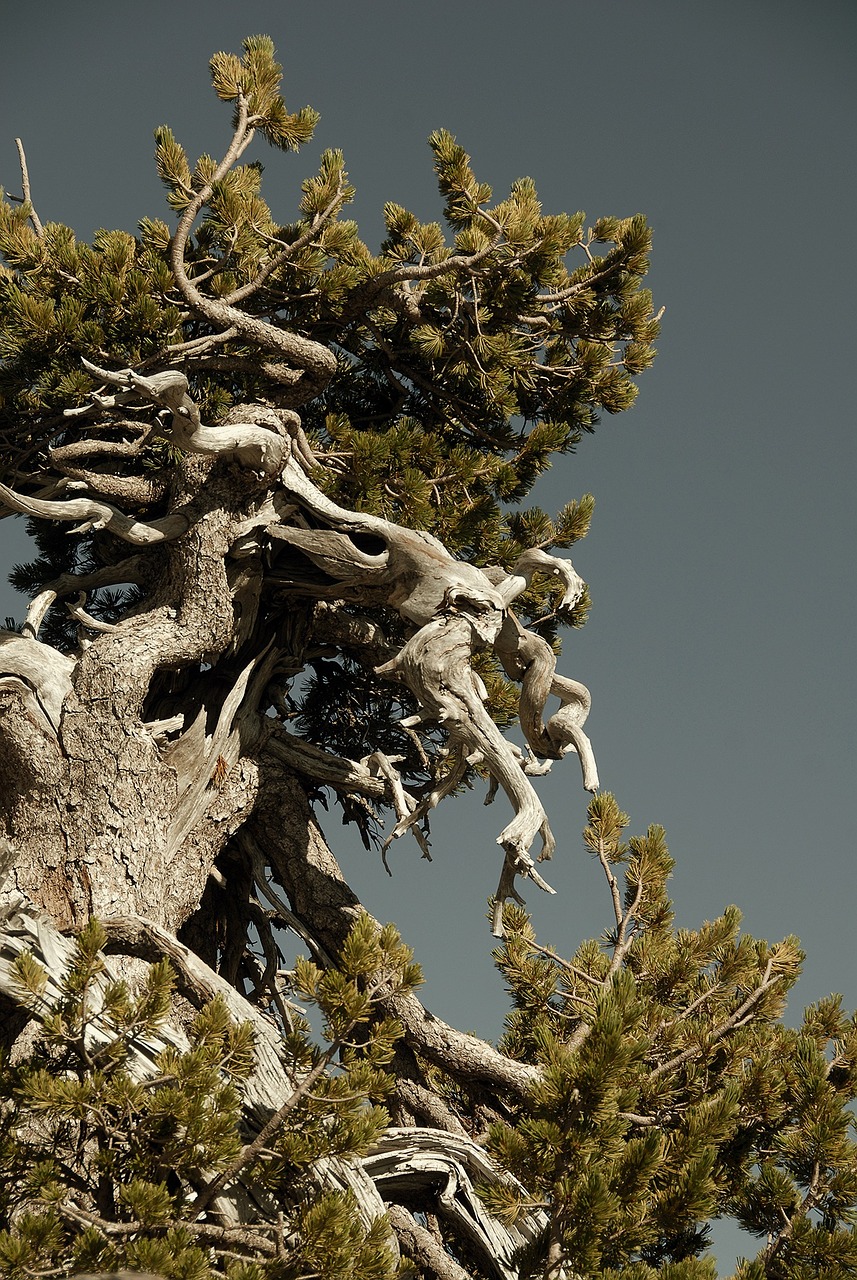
80,363,289,476
50,420,158,464
266,727,389,801
166,97,336,398
495,614,598,791
369,1128,548,1280
273,468,507,628
0,479,190,545
254,770,540,1098
377,612,559,929
267,455,596,917
23,557,148,640
536,254,626,307
0,631,75,731
49,465,168,508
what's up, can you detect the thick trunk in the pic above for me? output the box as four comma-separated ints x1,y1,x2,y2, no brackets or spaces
0,380,593,1278
0,634,262,936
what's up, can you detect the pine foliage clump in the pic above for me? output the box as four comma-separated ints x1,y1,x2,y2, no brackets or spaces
0,915,417,1280
487,796,857,1279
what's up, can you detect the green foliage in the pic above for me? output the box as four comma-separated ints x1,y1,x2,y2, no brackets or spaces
209,36,320,152
486,794,857,1278
2,38,852,1280
0,33,656,806
1,35,656,600
0,912,415,1278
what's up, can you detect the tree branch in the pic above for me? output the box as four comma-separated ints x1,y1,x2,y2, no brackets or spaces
0,479,191,545
386,1204,472,1280
14,138,44,238
166,96,336,397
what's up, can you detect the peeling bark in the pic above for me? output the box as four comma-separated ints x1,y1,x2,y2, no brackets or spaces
0,360,594,1273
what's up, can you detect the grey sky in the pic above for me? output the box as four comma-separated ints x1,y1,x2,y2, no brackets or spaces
1,4,855,1266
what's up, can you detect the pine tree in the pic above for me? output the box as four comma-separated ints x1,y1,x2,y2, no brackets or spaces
0,37,854,1280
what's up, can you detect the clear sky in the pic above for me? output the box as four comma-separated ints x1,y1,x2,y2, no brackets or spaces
1,3,855,1266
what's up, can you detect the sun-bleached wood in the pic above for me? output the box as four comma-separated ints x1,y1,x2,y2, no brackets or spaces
0,358,596,1270
0,365,597,921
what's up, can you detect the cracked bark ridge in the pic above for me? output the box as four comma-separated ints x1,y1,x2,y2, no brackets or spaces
0,361,594,1275
1,364,596,928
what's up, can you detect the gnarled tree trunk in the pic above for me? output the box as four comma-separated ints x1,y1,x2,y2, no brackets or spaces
0,370,591,1279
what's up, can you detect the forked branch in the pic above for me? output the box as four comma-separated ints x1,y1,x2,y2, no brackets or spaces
166,95,336,398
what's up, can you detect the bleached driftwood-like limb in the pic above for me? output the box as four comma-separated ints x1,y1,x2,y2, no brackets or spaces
22,557,149,640
0,479,190,545
66,593,122,633
267,731,379,794
80,361,289,476
365,1127,548,1280
489,546,585,611
381,743,469,862
274,465,510,628
269,449,597,918
264,450,601,911
0,631,75,731
266,733,431,864
496,613,599,792
11,350,598,926
267,730,401,806
378,614,558,894
365,750,432,861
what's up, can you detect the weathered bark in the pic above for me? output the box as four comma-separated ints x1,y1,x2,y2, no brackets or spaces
0,361,593,1272
367,1128,548,1280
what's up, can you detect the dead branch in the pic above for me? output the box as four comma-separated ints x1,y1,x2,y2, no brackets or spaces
0,478,191,545
14,138,44,238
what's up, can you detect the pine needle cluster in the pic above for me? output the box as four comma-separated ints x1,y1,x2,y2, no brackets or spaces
0,915,418,1280
486,795,857,1278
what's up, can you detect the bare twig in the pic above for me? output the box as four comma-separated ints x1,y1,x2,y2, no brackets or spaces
14,138,44,238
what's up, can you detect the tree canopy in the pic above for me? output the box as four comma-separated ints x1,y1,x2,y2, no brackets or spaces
0,36,855,1280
